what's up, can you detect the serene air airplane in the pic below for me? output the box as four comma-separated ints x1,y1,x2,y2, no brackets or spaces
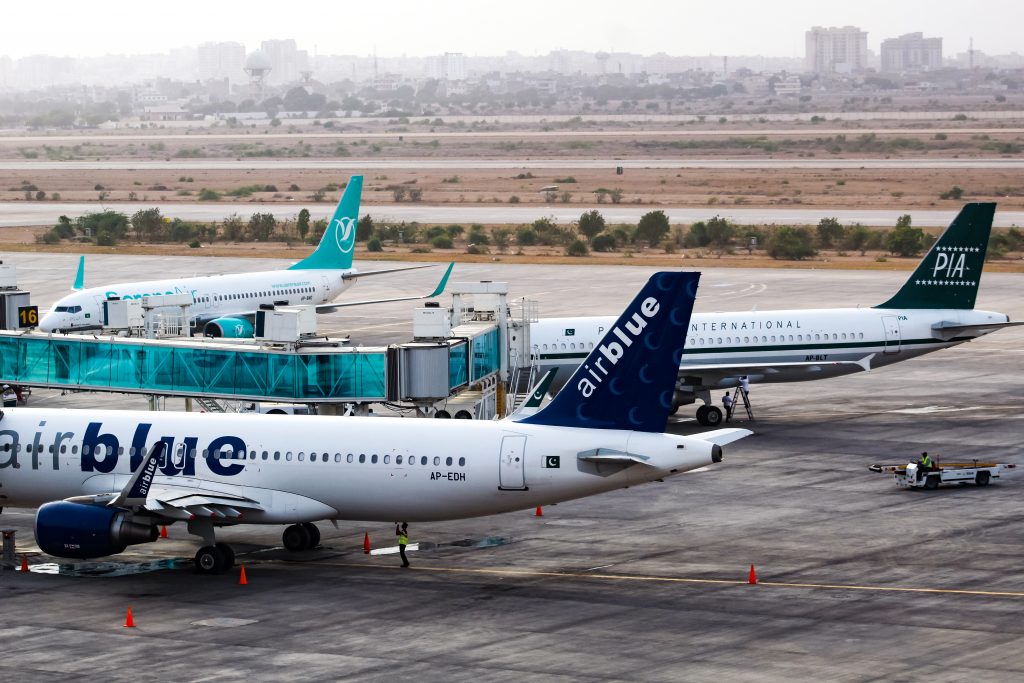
531,203,1020,425
0,271,750,574
39,175,451,337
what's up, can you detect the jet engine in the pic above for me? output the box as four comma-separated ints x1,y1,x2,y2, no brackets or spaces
34,501,158,559
204,317,255,339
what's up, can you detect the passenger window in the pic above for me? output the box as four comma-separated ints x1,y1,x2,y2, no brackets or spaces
359,454,366,463
298,452,305,461
445,456,453,466
286,452,293,461
421,456,428,465
274,451,281,460
396,455,403,465
371,454,378,464
262,451,268,460
384,455,390,464
347,453,354,463
459,457,466,466
433,456,440,466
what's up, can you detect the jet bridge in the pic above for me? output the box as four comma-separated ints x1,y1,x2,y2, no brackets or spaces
0,280,535,419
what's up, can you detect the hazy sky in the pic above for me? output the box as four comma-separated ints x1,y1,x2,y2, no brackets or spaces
2,0,1018,59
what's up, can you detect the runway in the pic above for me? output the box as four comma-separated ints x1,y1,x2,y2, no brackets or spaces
1,157,1022,171
2,254,1023,680
3,201,1023,228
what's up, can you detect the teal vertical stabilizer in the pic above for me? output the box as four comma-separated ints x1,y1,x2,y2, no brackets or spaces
72,255,85,290
289,176,363,271
875,203,996,310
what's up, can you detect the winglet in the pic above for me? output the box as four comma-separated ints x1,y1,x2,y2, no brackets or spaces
72,256,85,291
109,442,164,508
429,262,455,298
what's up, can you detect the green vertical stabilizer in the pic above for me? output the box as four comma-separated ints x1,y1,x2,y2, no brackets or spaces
875,203,995,310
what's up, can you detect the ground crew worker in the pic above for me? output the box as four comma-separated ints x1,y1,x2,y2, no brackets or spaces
739,376,750,399
2,385,16,408
722,392,734,422
917,452,933,481
396,522,410,567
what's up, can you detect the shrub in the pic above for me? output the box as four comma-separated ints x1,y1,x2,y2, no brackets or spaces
367,238,383,252
430,235,453,249
887,223,926,257
188,239,201,248
516,228,537,246
198,188,221,201
636,210,670,245
466,244,489,254
767,226,817,260
939,186,964,200
591,233,617,252
565,239,589,257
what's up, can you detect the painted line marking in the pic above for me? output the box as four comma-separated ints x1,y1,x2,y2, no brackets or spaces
315,562,1024,598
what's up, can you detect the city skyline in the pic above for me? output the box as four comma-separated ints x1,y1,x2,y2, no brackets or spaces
1,0,1019,60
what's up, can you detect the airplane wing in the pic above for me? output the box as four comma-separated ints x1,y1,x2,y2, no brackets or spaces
692,428,754,446
141,485,264,520
931,321,1024,341
340,263,439,281
677,354,875,381
316,262,454,311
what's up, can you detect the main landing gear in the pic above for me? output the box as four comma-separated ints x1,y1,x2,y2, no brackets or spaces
192,523,322,574
194,542,236,575
695,405,724,427
282,522,321,552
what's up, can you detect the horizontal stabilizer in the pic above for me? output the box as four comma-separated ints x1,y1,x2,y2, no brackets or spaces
577,448,654,466
931,320,1023,341
692,428,753,447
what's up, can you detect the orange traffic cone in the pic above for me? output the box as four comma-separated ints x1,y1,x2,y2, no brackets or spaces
363,532,371,554
748,564,758,585
239,566,248,585
159,525,168,539
124,607,136,628
535,506,543,517
20,554,29,572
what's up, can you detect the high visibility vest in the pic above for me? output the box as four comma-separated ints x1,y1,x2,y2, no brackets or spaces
398,533,409,545
921,455,932,468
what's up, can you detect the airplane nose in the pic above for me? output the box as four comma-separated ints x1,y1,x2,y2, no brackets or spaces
38,314,57,332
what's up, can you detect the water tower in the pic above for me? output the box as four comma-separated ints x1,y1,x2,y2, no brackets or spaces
244,50,272,99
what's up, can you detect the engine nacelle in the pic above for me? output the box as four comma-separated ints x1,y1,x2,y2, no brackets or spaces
204,317,254,339
34,501,158,559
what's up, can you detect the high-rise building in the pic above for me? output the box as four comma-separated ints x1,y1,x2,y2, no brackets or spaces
197,42,246,86
426,52,466,81
880,33,943,73
805,26,868,74
260,39,309,85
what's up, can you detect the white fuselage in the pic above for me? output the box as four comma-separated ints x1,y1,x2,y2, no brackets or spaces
39,269,353,332
0,409,718,523
531,306,1010,388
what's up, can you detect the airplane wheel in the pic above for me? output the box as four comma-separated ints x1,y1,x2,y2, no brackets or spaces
215,542,235,569
283,523,312,552
695,405,709,426
435,410,451,419
976,471,991,487
302,522,321,548
704,406,724,427
195,545,227,574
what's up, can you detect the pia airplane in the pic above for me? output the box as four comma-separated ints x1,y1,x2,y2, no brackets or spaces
531,203,1020,426
39,175,452,338
0,271,750,574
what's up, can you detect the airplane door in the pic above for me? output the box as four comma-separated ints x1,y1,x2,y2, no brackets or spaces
320,275,330,301
498,435,527,490
881,315,901,354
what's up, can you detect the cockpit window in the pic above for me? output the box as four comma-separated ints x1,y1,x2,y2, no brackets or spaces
54,306,70,312
69,306,82,313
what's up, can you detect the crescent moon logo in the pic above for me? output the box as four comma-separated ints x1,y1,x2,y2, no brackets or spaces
638,364,654,384
334,217,356,254
628,407,643,425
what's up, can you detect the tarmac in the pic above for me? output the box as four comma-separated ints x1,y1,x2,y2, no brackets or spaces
1,253,1023,681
